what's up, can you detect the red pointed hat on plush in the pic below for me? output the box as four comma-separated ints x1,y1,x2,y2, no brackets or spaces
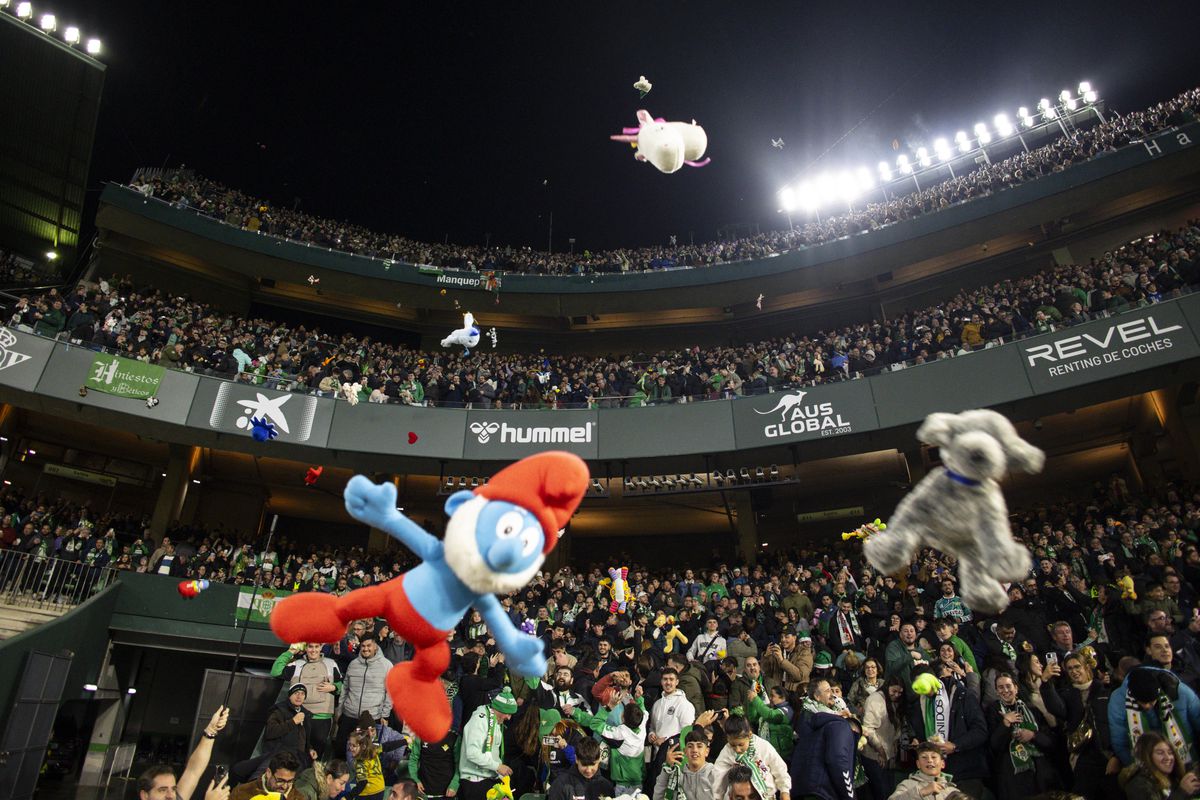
475,451,590,553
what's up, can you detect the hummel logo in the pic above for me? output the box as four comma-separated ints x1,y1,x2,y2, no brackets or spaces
470,421,500,443
0,328,32,371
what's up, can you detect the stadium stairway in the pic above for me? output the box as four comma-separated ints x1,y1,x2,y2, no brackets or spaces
0,600,64,640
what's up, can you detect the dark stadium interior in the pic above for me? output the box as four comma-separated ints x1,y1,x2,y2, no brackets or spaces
5,3,1200,800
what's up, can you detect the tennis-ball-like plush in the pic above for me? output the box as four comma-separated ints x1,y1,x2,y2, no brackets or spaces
912,673,942,696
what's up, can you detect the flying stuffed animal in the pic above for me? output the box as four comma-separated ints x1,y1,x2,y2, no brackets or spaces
633,75,652,97
610,110,710,174
842,519,887,541
270,451,590,742
341,382,363,406
863,409,1044,614
599,566,631,614
441,311,481,355
178,579,210,599
651,611,689,655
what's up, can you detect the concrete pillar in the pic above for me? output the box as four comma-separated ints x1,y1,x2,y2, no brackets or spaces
79,648,125,786
735,492,758,567
1152,387,1200,483
150,444,200,541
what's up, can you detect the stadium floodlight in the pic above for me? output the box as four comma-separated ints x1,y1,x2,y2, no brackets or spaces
38,12,54,30
16,2,31,19
797,181,819,211
86,37,101,54
779,186,797,212
1018,106,1035,127
877,160,893,182
932,137,951,162
1039,97,1058,120
994,113,1013,137
916,147,931,168
45,251,57,260
897,154,912,175
855,166,874,191
974,122,991,144
838,171,860,203
1079,81,1097,103
64,25,79,43
1059,89,1077,111
955,130,971,153
816,172,838,205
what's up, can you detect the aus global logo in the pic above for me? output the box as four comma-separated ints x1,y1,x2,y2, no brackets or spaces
753,389,852,439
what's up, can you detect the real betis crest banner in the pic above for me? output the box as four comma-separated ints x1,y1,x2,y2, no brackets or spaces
235,587,292,623
85,354,164,398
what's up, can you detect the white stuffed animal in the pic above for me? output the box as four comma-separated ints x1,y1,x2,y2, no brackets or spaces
610,110,709,174
862,409,1044,614
441,312,481,354
340,381,362,406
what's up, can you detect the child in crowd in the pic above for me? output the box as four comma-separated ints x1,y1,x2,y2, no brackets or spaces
712,716,790,800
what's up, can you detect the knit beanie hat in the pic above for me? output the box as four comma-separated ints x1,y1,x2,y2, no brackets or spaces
1128,667,1163,703
491,687,519,715
475,452,590,553
287,682,308,697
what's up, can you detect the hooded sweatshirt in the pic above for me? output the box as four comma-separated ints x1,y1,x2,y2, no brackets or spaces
573,697,647,784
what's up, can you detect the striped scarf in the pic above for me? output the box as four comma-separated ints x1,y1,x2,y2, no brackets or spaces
1126,690,1193,768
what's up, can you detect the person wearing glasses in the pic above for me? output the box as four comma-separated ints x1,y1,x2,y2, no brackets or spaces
231,751,302,800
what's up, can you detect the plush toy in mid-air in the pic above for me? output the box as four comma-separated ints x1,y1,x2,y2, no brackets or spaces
250,417,278,442
441,312,481,355
599,566,631,614
651,611,689,655
842,518,887,542
270,451,590,742
633,75,652,97
610,110,710,174
862,409,1044,614
178,579,210,599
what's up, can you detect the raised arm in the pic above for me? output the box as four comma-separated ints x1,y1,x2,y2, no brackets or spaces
477,594,546,678
177,706,228,800
344,475,439,561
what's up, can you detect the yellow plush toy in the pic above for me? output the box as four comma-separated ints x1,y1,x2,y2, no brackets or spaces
653,611,689,654
843,518,887,541
1117,574,1137,601
486,775,513,800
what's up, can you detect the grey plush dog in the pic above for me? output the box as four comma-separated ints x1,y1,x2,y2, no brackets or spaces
864,409,1044,614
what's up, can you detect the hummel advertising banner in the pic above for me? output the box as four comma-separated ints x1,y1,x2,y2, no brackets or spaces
1018,301,1200,394
186,380,336,448
461,408,599,460
0,327,54,392
729,380,880,450
36,344,199,426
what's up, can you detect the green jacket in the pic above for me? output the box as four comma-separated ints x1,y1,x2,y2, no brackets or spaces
745,695,795,759
573,697,646,785
34,307,66,337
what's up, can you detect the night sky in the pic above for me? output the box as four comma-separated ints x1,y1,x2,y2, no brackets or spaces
35,1,1200,252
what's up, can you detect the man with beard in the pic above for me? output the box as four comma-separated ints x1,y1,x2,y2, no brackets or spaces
549,664,591,715
1146,608,1200,691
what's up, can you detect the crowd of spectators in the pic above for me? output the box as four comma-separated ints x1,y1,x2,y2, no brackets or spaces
11,219,1200,409
126,87,1199,277
10,472,1200,799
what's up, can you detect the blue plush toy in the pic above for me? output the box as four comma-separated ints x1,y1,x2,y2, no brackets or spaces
249,416,277,441
270,451,589,742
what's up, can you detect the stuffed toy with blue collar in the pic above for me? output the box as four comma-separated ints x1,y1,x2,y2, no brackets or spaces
862,409,1043,614
270,451,589,742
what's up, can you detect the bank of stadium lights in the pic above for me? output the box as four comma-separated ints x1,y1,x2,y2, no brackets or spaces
776,81,1102,215
1,2,102,56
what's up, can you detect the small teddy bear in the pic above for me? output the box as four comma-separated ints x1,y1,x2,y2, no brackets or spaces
863,409,1044,614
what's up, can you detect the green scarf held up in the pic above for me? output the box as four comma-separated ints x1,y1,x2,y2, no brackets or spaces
1001,700,1041,774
